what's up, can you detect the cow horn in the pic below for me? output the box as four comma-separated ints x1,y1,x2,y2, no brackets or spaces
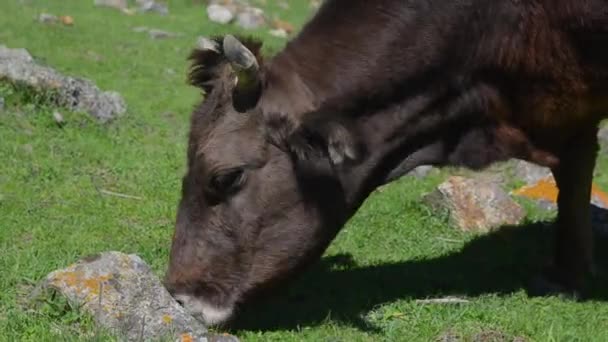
222,35,262,112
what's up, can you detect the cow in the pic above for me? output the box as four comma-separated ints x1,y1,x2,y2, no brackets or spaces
163,0,608,326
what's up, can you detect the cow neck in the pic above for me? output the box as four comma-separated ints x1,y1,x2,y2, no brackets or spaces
335,91,449,212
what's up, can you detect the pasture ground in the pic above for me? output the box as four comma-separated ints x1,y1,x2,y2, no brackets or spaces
2,1,608,341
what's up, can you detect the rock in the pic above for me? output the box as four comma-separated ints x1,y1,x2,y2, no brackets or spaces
94,0,128,10
207,4,235,24
33,251,239,342
236,7,266,30
424,175,525,232
269,28,288,38
0,45,32,62
271,18,294,35
147,29,179,39
277,1,289,10
132,26,149,33
512,159,552,185
511,173,608,236
136,0,169,15
60,15,74,26
0,97,4,111
408,165,435,179
38,13,58,23
0,45,126,122
52,110,65,126
598,125,608,149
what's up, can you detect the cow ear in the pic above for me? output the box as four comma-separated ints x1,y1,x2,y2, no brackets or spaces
223,35,264,112
187,37,224,94
265,113,365,174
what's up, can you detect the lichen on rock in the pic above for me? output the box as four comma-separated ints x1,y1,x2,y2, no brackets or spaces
34,251,238,342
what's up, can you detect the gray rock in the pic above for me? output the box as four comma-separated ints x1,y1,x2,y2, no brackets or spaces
94,0,128,10
0,45,33,62
38,13,58,23
268,28,288,38
598,125,608,150
207,4,235,24
33,251,239,342
132,26,150,33
0,45,126,122
236,7,266,30
147,28,180,39
52,110,64,126
136,0,169,15
512,159,552,185
424,175,525,233
0,97,4,111
408,165,435,179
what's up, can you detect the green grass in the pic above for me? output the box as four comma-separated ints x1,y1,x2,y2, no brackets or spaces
2,0,608,341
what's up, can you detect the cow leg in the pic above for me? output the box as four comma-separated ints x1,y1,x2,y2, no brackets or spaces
531,126,599,299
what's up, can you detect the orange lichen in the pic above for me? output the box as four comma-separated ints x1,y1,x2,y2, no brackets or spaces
513,176,608,206
180,333,193,342
512,177,558,202
51,270,113,297
591,184,608,207
162,315,173,324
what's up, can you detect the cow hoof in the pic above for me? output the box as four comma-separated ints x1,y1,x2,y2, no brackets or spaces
526,266,587,301
527,274,581,300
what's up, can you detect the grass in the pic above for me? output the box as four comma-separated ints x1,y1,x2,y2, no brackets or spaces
1,0,608,341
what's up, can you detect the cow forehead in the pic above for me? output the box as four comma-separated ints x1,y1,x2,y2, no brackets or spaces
196,113,266,168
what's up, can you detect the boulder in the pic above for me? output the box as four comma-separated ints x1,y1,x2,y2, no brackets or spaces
424,175,525,232
0,45,126,122
33,251,239,342
207,4,235,24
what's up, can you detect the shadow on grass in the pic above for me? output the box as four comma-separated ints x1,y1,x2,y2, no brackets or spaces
228,219,608,333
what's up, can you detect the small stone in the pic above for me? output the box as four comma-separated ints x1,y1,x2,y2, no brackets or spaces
310,0,322,9
132,26,149,33
207,4,234,24
60,15,74,26
408,165,435,179
271,18,294,35
277,1,289,10
94,0,128,10
33,251,239,342
136,0,169,15
268,28,288,38
236,7,266,30
38,13,58,23
0,97,4,111
52,111,64,125
512,159,552,185
148,29,179,39
598,125,608,150
423,175,525,232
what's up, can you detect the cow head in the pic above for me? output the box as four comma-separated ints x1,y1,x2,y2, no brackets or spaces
163,35,354,326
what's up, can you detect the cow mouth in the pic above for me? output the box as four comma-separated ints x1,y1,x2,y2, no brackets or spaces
174,293,235,326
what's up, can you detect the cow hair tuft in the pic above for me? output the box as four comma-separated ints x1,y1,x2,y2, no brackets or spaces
187,35,265,94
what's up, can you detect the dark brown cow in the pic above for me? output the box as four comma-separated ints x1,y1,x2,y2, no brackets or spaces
164,0,608,326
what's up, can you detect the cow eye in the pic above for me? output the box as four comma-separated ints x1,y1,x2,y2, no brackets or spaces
207,168,246,199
